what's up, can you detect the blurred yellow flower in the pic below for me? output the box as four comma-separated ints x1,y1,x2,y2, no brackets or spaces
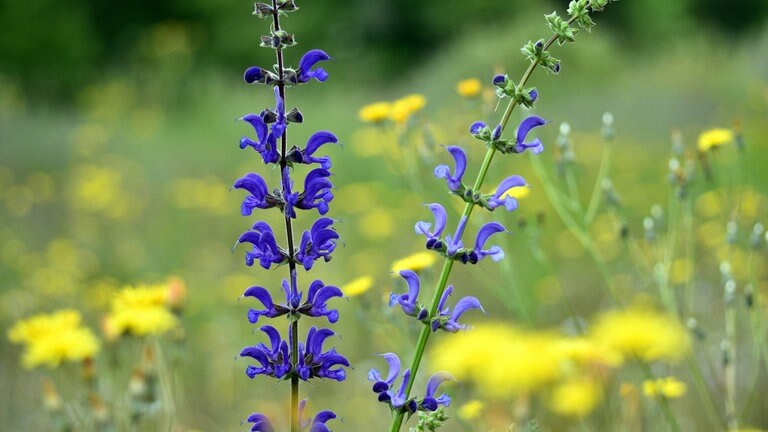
358,101,392,123
8,310,100,368
591,303,690,363
642,377,687,399
431,323,562,398
548,377,602,418
456,78,482,98
553,337,622,368
670,259,693,285
457,399,484,420
390,251,437,273
104,283,179,339
391,94,426,124
502,185,531,200
341,276,374,297
697,128,733,152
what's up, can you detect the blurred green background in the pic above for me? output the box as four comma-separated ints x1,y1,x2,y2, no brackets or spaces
1,0,768,430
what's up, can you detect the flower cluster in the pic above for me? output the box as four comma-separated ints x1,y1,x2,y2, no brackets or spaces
373,71,549,423
7,309,100,369
234,1,346,429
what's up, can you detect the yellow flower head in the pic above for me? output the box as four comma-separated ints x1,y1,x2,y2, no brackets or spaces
390,251,437,273
391,94,426,124
104,283,179,339
502,185,531,200
431,323,562,398
358,101,392,123
341,276,374,297
642,377,687,399
590,304,690,363
8,309,100,368
697,128,733,152
548,377,602,418
456,78,482,99
457,400,485,420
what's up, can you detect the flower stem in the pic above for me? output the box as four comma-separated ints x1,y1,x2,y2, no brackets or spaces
270,2,300,430
389,16,579,432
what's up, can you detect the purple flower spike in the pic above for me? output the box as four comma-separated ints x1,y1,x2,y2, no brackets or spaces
237,222,288,269
434,146,467,192
234,173,278,215
301,280,343,323
298,49,331,83
368,352,402,394
432,286,485,332
415,203,447,250
420,372,454,411
470,221,507,263
514,116,548,154
245,413,275,432
243,66,265,84
389,270,422,317
492,74,507,86
297,217,338,270
487,175,527,211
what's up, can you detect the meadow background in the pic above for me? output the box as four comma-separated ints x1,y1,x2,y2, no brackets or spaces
1,0,768,430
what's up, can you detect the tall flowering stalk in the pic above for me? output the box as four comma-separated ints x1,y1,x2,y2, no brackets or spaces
234,1,347,431
372,1,616,430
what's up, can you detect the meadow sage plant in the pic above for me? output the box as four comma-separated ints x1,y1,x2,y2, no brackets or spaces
372,1,617,430
234,1,347,431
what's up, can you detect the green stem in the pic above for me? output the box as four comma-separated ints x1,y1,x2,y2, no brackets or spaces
389,14,582,432
583,139,612,227
270,3,300,430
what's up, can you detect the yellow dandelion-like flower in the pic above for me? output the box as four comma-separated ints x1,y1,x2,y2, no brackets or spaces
432,323,562,399
104,284,179,339
502,185,531,200
358,101,392,123
391,94,426,124
642,377,687,399
548,377,602,418
590,303,690,363
456,78,482,99
553,337,622,368
341,276,374,297
697,128,733,152
457,400,485,420
390,251,437,273
8,309,100,369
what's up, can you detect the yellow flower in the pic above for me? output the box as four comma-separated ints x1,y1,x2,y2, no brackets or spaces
104,283,179,339
590,303,690,363
501,185,531,200
358,101,392,123
553,337,622,368
431,323,562,398
457,400,484,420
697,128,733,152
391,94,426,124
8,310,100,368
456,78,482,99
548,377,602,418
642,377,687,399
341,276,374,297
390,251,437,273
